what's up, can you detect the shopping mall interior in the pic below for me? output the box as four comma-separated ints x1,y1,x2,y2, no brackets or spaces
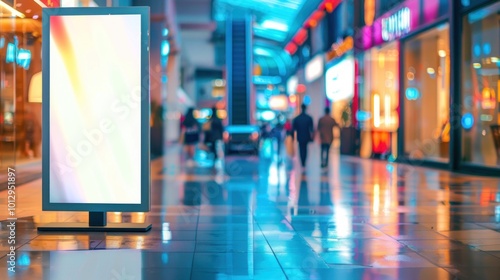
1,0,500,279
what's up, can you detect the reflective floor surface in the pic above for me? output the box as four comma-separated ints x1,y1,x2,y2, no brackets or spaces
1,143,500,279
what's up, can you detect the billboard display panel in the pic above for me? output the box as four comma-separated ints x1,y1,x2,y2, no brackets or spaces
325,55,355,102
42,7,150,211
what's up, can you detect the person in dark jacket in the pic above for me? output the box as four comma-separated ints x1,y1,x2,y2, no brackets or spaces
210,107,224,160
292,104,314,169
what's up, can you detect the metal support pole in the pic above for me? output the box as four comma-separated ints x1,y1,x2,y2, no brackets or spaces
449,0,462,171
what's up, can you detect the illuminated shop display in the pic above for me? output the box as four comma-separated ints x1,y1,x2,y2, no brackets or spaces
357,0,450,160
461,1,500,167
403,24,450,162
1,6,45,167
358,42,399,158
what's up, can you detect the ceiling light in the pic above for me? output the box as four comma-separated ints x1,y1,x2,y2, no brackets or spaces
254,47,272,57
438,50,446,57
261,20,288,32
426,68,435,75
26,9,31,13
34,0,47,7
33,15,39,19
491,57,498,63
473,63,481,69
0,1,25,18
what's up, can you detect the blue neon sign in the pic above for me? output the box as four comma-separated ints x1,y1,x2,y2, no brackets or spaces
6,43,15,63
405,87,420,100
461,113,474,130
253,76,282,85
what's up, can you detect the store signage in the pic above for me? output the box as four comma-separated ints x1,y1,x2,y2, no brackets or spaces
325,55,354,101
305,54,324,82
326,36,353,62
361,0,420,49
381,7,411,41
253,75,282,85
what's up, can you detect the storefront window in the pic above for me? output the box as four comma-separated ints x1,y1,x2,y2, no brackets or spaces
359,42,399,158
0,18,43,168
461,2,500,167
403,23,450,162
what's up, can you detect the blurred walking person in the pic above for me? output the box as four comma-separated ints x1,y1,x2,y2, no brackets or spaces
317,107,338,168
292,104,314,170
210,107,224,163
180,107,200,167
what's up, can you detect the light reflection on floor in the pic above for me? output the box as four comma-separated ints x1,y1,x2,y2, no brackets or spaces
1,143,500,279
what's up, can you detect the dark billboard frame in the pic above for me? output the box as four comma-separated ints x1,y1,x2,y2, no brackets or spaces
41,7,151,214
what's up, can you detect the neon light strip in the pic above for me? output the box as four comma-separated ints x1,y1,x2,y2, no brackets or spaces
34,0,47,8
374,94,380,128
0,1,25,18
385,95,390,127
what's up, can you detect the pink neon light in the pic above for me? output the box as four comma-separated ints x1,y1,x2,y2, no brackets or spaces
362,0,446,49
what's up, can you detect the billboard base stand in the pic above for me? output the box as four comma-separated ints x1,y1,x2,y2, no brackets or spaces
37,212,152,232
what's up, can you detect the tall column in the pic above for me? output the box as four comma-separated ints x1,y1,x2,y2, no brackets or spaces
165,54,181,142
449,0,462,170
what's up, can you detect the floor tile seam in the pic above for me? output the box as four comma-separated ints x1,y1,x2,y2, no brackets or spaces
444,235,500,248
461,223,500,230
289,224,330,268
255,219,289,279
482,251,500,260
189,211,199,276
91,240,104,250
410,249,465,271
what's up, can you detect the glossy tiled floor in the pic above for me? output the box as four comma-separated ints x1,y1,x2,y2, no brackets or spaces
1,143,500,279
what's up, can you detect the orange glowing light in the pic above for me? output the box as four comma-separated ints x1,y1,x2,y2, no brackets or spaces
254,64,262,76
482,87,496,109
325,2,333,12
365,0,376,26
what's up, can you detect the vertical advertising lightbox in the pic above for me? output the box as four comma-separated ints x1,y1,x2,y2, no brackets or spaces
42,7,150,213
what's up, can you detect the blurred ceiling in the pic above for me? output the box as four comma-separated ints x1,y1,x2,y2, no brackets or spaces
214,0,317,44
176,0,324,76
175,0,214,68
